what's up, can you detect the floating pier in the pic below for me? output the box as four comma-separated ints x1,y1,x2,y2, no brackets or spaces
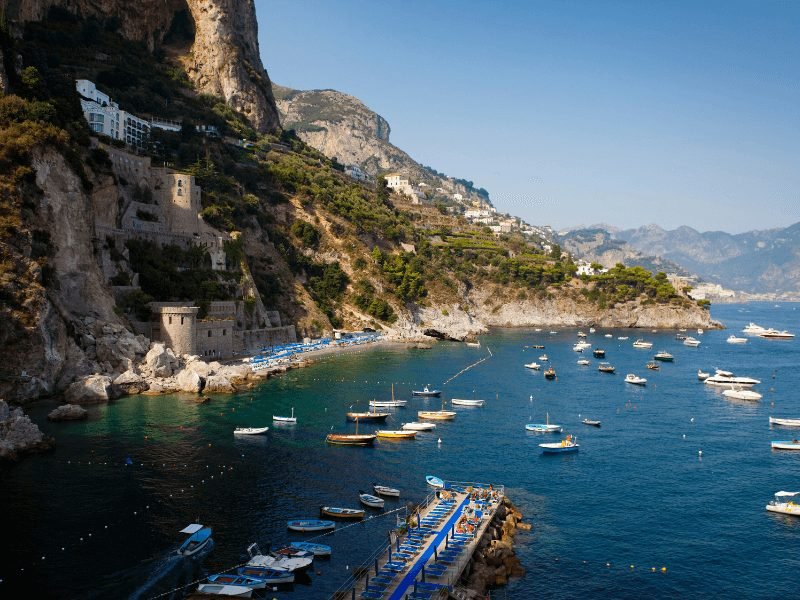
335,480,504,600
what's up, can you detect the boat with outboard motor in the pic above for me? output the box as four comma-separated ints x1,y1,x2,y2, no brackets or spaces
766,491,800,516
177,523,213,557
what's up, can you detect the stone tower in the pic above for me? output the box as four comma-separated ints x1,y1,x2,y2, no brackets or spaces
150,303,198,357
163,172,201,235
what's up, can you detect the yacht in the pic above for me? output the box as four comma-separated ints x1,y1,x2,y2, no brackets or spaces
742,322,767,335
683,336,701,347
759,329,795,340
625,373,647,386
632,339,653,349
703,369,760,388
726,335,748,344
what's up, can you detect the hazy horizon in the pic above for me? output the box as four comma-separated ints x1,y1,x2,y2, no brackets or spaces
257,0,799,235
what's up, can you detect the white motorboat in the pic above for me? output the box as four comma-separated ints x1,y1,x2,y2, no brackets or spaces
577,358,590,366
524,362,541,370
604,333,613,338
451,398,485,407
196,584,252,598
683,337,701,347
722,388,762,401
465,340,481,348
759,329,795,339
370,399,408,408
539,354,549,361
726,335,748,344
577,331,587,338
539,435,579,453
697,369,710,381
373,483,401,497
234,426,269,435
589,327,596,333
771,440,800,451
402,422,436,431
246,543,313,572
273,408,296,423
703,370,760,388
766,491,800,517
625,373,647,386
617,336,629,340
697,328,704,334
632,339,653,349
743,322,767,335
769,417,800,428
573,341,591,352
359,492,385,508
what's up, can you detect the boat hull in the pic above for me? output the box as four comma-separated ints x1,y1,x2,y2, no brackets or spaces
326,434,376,446
451,399,485,406
233,427,269,435
196,584,252,597
525,424,562,433
345,413,389,422
766,504,800,516
290,541,332,556
373,485,400,497
320,506,365,519
770,417,800,428
376,430,417,439
771,441,800,450
539,443,579,453
402,422,436,431
418,411,456,420
286,519,335,532
426,475,444,488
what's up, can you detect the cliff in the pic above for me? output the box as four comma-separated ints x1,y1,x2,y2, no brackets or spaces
0,0,280,132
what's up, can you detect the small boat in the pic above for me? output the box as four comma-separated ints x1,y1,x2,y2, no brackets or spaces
646,361,660,370
177,524,213,557
286,519,335,532
769,417,800,428
697,328,704,334
206,573,268,590
234,426,269,435
722,388,762,401
531,344,545,349
426,475,445,488
196,583,253,597
412,385,441,397
625,373,647,386
320,506,365,519
727,335,748,344
683,336,701,347
289,541,332,557
373,484,400,497
418,410,456,420
525,412,562,433
375,429,417,439
237,566,295,584
675,333,687,340
598,362,616,374
632,339,653,349
465,340,481,348
573,341,591,352
273,408,296,424
577,331,587,338
327,417,376,446
451,398,485,407
604,333,613,338
582,419,601,427
697,369,710,381
592,348,606,358
402,421,436,431
617,336,629,340
359,492,385,508
771,440,800,450
589,327,596,333
759,329,795,339
653,351,674,362
577,358,590,366
245,543,313,573
370,399,407,408
765,491,800,517
539,354,549,361
539,435,579,454
544,367,556,380
524,362,541,370
345,411,389,422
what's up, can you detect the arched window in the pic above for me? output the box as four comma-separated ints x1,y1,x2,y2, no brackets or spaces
177,180,182,187
177,188,183,196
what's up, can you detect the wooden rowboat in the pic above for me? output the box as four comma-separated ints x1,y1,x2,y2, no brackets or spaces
286,519,335,532
326,433,376,446
375,429,417,439
320,506,365,519
373,484,400,497
418,410,456,420
234,426,269,435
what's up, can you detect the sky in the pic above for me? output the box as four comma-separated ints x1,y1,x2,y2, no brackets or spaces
256,0,799,234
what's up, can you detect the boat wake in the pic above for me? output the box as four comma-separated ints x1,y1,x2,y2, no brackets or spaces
128,540,214,600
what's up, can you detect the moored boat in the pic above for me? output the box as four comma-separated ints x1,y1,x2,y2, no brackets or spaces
418,410,457,420
625,373,647,386
369,399,407,408
286,519,335,532
373,483,401,497
759,329,795,339
273,407,296,424
577,358,590,366
769,417,800,428
345,411,389,422
582,419,601,427
177,523,213,557
766,491,800,517
653,351,674,362
683,336,701,347
722,388,762,401
196,583,253,597
320,506,365,519
598,362,616,374
646,361,660,370
426,475,445,488
632,339,653,349
592,348,606,358
236,567,295,584
451,398,485,407
544,367,557,380
244,543,313,573
524,362,541,370
375,429,417,439
703,370,760,388
743,322,767,335
412,385,441,397
402,421,436,431
326,433,376,446
771,440,800,450
525,412,562,433
726,335,748,344
206,573,268,590
289,541,332,557
359,492,385,508
234,426,269,435
539,435,579,453
539,354,549,361
697,369,710,380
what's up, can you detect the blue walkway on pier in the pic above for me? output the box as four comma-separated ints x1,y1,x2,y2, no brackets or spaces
387,493,471,600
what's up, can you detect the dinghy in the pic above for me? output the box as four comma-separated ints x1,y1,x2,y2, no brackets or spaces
525,412,562,433
402,422,436,431
235,568,295,584
359,491,385,508
769,417,800,428
196,583,253,597
233,426,269,435
289,541,332,557
373,484,400,497
582,419,601,427
176,524,213,557
206,573,268,590
765,491,800,517
286,519,335,532
771,440,800,451
375,429,417,439
451,398,485,407
598,362,616,373
320,506,365,519
539,435,579,454
625,373,647,386
426,475,445,488
272,408,296,424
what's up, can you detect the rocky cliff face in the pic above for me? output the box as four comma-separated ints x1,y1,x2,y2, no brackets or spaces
0,0,280,132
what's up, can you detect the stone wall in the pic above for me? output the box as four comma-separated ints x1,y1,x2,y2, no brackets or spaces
235,325,296,355
196,319,235,359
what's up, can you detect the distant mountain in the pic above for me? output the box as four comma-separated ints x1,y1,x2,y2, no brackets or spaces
557,228,692,277
616,223,800,294
272,84,491,206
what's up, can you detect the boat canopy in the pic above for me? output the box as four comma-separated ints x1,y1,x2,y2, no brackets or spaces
179,523,204,534
775,491,800,497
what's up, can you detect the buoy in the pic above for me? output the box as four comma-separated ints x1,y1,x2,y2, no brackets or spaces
651,567,656,572
690,418,694,423
630,565,634,569
661,567,667,572
698,450,703,456
682,434,686,439
606,562,611,567
438,438,442,445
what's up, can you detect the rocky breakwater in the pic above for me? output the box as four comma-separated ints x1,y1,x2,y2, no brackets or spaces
460,496,528,597
0,399,53,461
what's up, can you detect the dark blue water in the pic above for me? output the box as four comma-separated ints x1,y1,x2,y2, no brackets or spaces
1,303,799,599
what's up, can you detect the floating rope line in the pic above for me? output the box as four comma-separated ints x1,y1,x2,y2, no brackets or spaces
145,560,250,600
442,347,493,386
306,505,409,542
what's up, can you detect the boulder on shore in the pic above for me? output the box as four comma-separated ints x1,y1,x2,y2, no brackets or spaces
175,368,203,394
64,375,114,404
48,404,88,421
1,400,52,460
113,370,149,395
203,375,235,394
143,343,179,378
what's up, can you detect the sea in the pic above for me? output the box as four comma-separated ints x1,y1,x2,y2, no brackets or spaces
1,302,799,599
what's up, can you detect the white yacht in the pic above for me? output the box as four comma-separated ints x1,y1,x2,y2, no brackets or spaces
759,329,795,339
726,335,748,344
703,369,760,388
683,336,701,347
632,339,653,349
625,373,647,386
722,388,762,401
742,322,767,335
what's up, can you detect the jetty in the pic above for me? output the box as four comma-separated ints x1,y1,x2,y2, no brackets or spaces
332,480,505,600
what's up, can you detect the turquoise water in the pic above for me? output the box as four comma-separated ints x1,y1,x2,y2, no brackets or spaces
1,303,799,599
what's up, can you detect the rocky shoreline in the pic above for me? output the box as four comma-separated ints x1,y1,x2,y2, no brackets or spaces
456,496,528,597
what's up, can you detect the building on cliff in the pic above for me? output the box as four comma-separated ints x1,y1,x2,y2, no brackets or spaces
76,79,151,149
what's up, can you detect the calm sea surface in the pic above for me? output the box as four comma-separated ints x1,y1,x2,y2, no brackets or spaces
2,303,799,599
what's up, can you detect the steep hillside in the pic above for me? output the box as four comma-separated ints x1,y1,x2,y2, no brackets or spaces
617,223,800,294
272,84,490,207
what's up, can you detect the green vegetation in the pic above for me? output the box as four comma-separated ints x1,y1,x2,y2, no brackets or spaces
581,264,680,308
290,220,320,249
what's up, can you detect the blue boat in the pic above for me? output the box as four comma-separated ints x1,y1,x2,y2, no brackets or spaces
236,566,295,584
412,385,441,397
290,541,332,556
426,475,445,488
287,518,335,532
539,435,579,454
207,573,268,589
176,523,213,557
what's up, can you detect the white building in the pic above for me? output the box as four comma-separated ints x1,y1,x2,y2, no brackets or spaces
453,193,463,201
345,164,369,182
76,79,150,149
384,172,419,202
576,260,608,276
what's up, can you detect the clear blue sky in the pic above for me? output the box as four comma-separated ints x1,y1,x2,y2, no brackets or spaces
256,0,799,234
